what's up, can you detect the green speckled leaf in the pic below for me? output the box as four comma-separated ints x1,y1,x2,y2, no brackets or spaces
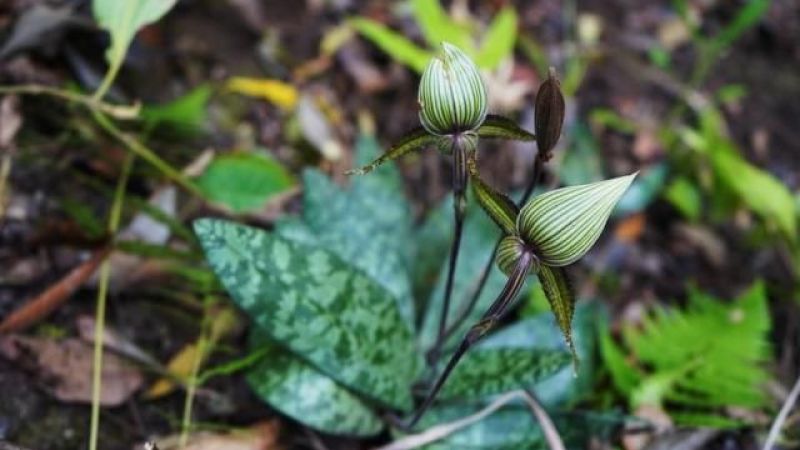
414,404,546,449
247,331,383,436
302,135,416,326
194,218,419,410
480,303,605,407
437,347,569,401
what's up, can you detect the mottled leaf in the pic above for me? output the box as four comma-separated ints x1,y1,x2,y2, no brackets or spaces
475,7,518,69
518,174,637,266
195,152,295,213
347,127,438,175
304,135,416,326
537,265,577,365
350,17,432,73
247,331,383,436
476,115,536,141
482,303,604,407
558,121,602,186
413,404,546,449
194,219,419,410
437,347,569,401
468,156,518,235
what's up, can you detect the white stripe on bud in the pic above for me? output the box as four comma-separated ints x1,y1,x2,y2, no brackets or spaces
418,42,488,136
517,173,637,267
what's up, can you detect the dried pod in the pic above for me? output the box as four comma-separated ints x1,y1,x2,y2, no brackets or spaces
534,68,565,157
517,174,637,266
496,235,538,276
418,42,488,136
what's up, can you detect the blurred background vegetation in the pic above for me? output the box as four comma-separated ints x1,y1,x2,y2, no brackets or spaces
0,0,798,449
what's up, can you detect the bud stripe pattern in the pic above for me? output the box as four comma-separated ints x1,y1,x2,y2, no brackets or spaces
419,43,488,136
517,174,637,267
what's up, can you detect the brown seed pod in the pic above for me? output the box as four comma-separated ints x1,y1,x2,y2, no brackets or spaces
534,67,565,158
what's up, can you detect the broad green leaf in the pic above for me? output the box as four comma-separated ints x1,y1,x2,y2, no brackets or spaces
518,174,637,266
194,219,419,410
347,127,439,175
664,176,702,221
141,84,212,134
537,265,577,365
412,194,454,300
410,0,472,53
476,114,535,141
247,331,383,436
712,145,797,241
482,303,604,407
195,152,295,213
93,0,177,66
305,135,416,326
437,347,569,401
350,17,433,73
475,7,517,69
419,194,507,351
468,157,518,235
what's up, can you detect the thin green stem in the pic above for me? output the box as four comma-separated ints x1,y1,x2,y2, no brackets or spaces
178,298,214,449
93,57,124,103
0,84,139,119
435,138,468,346
88,152,135,450
91,110,204,197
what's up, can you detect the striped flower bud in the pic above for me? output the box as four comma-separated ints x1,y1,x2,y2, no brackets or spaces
496,235,539,276
517,174,637,267
418,42,488,136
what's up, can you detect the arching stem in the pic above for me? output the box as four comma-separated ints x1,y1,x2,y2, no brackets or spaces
439,153,547,344
435,137,469,349
407,250,535,429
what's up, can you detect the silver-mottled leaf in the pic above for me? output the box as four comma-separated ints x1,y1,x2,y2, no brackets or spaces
247,332,383,436
194,219,420,410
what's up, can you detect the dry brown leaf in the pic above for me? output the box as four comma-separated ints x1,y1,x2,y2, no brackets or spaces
0,247,110,333
145,420,282,450
0,335,142,405
146,307,239,399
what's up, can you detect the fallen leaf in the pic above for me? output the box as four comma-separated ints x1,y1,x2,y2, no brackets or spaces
0,248,110,333
77,315,160,368
614,213,645,243
0,335,142,405
146,307,239,398
144,420,282,450
296,93,343,161
226,77,298,110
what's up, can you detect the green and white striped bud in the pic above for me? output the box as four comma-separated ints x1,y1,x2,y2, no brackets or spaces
418,42,488,136
517,174,637,267
496,235,539,276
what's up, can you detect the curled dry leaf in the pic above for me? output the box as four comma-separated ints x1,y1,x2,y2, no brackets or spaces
0,335,142,406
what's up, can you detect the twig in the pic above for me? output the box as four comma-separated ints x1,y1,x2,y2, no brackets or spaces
178,297,215,449
0,247,111,333
375,389,565,450
0,84,140,119
522,389,566,450
763,371,800,450
89,153,135,450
